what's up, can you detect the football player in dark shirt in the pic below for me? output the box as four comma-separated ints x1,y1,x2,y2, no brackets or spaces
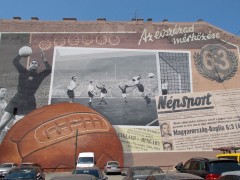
119,84,131,103
96,84,107,105
0,50,51,132
132,75,151,104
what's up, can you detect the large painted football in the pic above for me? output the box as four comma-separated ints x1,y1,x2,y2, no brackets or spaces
0,102,124,172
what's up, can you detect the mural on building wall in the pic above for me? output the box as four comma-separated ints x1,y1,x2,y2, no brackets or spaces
50,48,160,126
156,89,240,151
0,22,240,157
0,33,52,143
194,44,238,83
0,102,124,170
48,48,193,152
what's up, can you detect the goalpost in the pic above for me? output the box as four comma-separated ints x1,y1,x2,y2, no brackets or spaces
158,52,191,94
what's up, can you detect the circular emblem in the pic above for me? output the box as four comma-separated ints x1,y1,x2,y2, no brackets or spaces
68,35,80,46
96,35,107,45
39,40,52,50
194,44,238,82
109,35,120,45
54,38,66,46
81,35,93,45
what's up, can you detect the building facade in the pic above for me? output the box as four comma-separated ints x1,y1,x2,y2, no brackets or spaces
0,17,240,171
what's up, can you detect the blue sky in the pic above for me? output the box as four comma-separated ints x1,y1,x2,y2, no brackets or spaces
0,0,239,35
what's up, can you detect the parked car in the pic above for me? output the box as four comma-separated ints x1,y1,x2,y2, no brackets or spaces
50,174,97,180
104,161,121,175
217,175,240,180
146,172,204,180
0,163,18,179
72,167,108,180
221,170,240,176
216,153,240,163
20,162,42,168
77,152,95,168
175,157,240,180
121,166,164,180
4,166,45,180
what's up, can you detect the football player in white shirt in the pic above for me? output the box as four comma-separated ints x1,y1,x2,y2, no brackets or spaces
161,79,168,95
88,81,94,105
67,76,77,103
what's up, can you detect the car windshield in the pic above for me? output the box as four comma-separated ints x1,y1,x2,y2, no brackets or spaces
73,169,100,179
133,169,162,176
108,162,119,166
6,169,35,179
210,161,240,173
78,157,94,164
131,167,163,176
21,163,36,167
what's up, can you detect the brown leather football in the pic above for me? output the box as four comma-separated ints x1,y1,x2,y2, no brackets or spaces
0,102,124,172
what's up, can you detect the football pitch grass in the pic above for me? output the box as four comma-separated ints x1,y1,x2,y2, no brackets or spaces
51,97,159,126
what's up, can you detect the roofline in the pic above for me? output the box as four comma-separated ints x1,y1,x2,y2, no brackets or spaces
0,18,239,45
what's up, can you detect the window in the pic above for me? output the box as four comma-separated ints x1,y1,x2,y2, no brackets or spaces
199,161,205,170
209,161,240,172
73,169,100,179
108,162,119,166
190,161,201,170
183,161,191,170
78,157,94,163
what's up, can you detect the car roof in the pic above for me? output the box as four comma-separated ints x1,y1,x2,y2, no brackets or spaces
130,166,161,170
20,162,39,165
75,167,100,170
13,166,41,170
1,163,17,165
20,162,41,168
106,161,119,164
131,166,160,168
50,174,97,180
0,163,17,168
189,157,238,162
149,172,204,180
217,153,240,156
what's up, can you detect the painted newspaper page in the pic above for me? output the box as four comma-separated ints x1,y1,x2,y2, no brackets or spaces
156,89,240,151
